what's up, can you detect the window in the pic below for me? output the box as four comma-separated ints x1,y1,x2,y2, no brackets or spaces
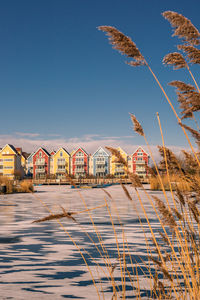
60,151,63,157
77,151,83,157
39,152,42,157
4,166,13,169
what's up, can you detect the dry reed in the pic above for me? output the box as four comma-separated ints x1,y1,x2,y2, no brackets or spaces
31,10,200,299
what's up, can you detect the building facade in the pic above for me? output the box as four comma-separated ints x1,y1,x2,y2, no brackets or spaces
53,148,70,178
26,152,35,177
71,147,88,178
92,147,110,177
132,146,149,179
49,151,56,176
33,148,50,179
0,144,22,179
110,147,128,177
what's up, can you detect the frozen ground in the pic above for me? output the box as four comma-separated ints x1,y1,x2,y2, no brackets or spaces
0,185,170,299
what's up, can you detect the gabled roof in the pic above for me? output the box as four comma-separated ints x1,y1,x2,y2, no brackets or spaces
22,152,30,159
70,149,76,156
33,147,50,157
132,146,148,156
73,147,88,157
92,147,109,157
50,150,56,156
27,152,35,160
55,147,70,156
0,144,18,155
16,147,22,154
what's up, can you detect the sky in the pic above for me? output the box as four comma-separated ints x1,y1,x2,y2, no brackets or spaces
0,0,199,159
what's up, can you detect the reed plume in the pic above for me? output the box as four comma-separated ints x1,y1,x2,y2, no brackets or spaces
178,45,200,64
162,11,200,45
98,26,146,66
158,146,181,174
179,122,200,148
153,196,177,230
105,146,128,167
32,210,77,223
169,80,195,92
169,80,200,119
129,113,144,136
163,52,187,69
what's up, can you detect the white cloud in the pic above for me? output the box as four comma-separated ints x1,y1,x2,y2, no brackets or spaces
15,132,41,137
0,133,192,164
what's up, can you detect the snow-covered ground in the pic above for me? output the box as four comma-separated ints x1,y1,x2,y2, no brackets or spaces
0,185,170,299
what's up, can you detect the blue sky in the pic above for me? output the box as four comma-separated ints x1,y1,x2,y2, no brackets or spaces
0,0,199,156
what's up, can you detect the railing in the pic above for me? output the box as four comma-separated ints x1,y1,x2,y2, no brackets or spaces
115,168,125,173
75,161,85,166
35,168,45,173
75,169,85,173
57,161,67,166
136,160,145,164
95,160,105,165
56,168,66,173
96,168,106,172
35,160,45,166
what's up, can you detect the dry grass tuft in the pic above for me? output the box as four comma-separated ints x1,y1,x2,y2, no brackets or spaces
0,176,14,193
150,174,193,192
19,180,34,193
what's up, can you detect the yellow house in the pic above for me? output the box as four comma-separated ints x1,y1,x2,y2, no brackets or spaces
0,144,22,179
53,148,70,178
110,147,128,177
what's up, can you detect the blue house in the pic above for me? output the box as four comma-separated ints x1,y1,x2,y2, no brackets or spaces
92,147,110,177
26,152,35,177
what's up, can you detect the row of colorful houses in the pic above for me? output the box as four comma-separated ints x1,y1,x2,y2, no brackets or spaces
0,144,149,179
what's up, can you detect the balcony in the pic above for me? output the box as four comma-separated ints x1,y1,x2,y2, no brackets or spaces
75,168,85,173
35,160,45,166
136,160,145,164
96,167,105,172
96,160,105,165
56,168,66,173
96,163,106,168
115,167,125,173
35,168,45,173
57,161,67,166
75,160,85,166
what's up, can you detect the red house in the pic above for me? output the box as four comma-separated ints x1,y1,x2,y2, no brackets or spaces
132,146,149,179
33,147,50,179
71,147,88,178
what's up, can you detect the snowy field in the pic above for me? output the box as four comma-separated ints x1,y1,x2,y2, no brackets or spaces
0,185,170,299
